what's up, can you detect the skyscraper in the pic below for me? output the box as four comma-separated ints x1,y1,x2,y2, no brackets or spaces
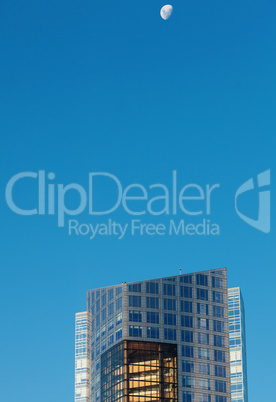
75,312,92,402
228,288,248,402
75,268,232,402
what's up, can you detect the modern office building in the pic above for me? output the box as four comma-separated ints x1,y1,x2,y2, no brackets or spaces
75,311,92,402
228,288,248,402
75,268,232,402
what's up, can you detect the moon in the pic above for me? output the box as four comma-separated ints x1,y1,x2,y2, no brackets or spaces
160,5,173,20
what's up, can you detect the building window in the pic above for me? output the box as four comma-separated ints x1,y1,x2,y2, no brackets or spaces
213,320,224,333
147,311,159,324
116,286,122,296
128,283,142,292
129,310,142,322
163,298,176,311
146,327,159,339
196,274,208,286
108,288,114,301
129,295,141,307
213,306,224,318
116,297,122,310
101,324,106,337
91,291,95,304
108,318,114,331
108,334,114,346
101,308,106,321
197,303,209,315
116,312,122,326
182,361,194,373
214,350,226,362
126,341,178,401
198,363,210,375
215,380,226,393
101,293,106,306
198,347,210,360
101,341,178,402
91,305,95,316
146,296,159,309
115,328,122,340
164,313,176,325
100,342,124,401
163,283,176,296
182,376,195,388
197,288,208,301
215,397,226,402
129,325,142,337
183,391,194,402
101,340,107,352
181,286,193,298
229,338,241,347
182,330,193,343
180,275,193,284
214,335,225,347
214,365,226,377
213,291,224,304
182,345,194,358
197,318,209,330
108,302,114,316
198,378,211,390
198,393,211,402
181,300,193,313
146,282,159,294
164,328,176,340
198,333,209,345
181,315,193,328
212,277,223,289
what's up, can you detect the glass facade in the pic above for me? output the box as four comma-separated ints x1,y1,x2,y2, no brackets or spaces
101,342,124,402
87,284,124,402
101,340,178,402
75,312,92,402
76,268,232,402
228,288,248,402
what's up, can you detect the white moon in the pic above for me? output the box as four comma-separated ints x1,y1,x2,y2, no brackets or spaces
160,5,173,20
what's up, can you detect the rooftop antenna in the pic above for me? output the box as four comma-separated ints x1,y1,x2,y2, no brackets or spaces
179,268,182,275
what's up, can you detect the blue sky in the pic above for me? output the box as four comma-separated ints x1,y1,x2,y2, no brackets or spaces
0,1,275,400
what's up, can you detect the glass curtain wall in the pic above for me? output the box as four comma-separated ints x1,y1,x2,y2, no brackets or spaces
101,340,178,402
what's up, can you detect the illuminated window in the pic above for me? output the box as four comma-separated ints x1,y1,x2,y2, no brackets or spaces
101,341,178,402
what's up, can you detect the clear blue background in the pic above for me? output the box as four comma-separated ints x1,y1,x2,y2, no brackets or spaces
0,0,275,400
